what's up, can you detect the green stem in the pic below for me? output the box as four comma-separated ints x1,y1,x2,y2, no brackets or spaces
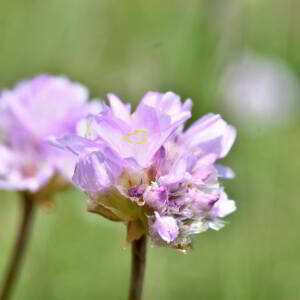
0,192,35,300
128,235,147,300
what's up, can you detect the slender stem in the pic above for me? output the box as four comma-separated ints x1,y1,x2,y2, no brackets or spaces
0,192,35,300
128,235,147,300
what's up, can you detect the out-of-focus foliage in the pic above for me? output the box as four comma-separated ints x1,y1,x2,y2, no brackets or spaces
0,0,300,299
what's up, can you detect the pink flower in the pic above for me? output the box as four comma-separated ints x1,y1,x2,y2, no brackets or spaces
56,91,236,249
0,74,101,194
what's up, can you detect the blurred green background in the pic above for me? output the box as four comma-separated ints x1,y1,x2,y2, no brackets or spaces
1,0,300,299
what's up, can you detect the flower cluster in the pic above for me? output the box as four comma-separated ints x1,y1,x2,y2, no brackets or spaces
57,92,236,249
0,74,100,199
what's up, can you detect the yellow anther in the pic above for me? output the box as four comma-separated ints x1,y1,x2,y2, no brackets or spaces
124,129,149,144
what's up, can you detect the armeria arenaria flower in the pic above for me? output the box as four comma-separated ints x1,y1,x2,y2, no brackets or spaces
56,92,236,249
0,74,101,200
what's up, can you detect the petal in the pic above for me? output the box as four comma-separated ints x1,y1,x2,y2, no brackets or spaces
49,135,103,156
211,191,236,218
215,164,235,179
131,105,190,166
0,145,55,192
140,91,162,107
208,219,226,231
159,92,182,115
158,153,196,186
6,75,90,137
132,103,171,132
52,152,77,181
44,142,77,181
182,98,193,111
153,212,179,243
143,185,168,211
184,219,209,235
72,149,123,192
0,180,22,190
141,91,192,118
87,110,132,155
0,165,54,192
192,163,217,184
151,146,166,175
107,93,131,124
220,125,237,158
0,145,15,175
182,113,236,161
183,114,227,148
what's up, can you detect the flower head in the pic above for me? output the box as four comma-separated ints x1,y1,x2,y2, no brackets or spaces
0,74,101,197
221,53,299,131
57,91,236,249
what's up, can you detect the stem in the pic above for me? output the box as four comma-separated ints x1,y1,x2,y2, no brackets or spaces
128,235,147,300
0,192,35,300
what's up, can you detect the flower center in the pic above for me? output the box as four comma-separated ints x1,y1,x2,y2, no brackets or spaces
124,129,149,144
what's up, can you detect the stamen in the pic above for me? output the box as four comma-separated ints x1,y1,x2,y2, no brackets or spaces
124,129,149,144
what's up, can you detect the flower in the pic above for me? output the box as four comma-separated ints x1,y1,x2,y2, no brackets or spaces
0,74,101,200
56,91,236,249
220,52,299,131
